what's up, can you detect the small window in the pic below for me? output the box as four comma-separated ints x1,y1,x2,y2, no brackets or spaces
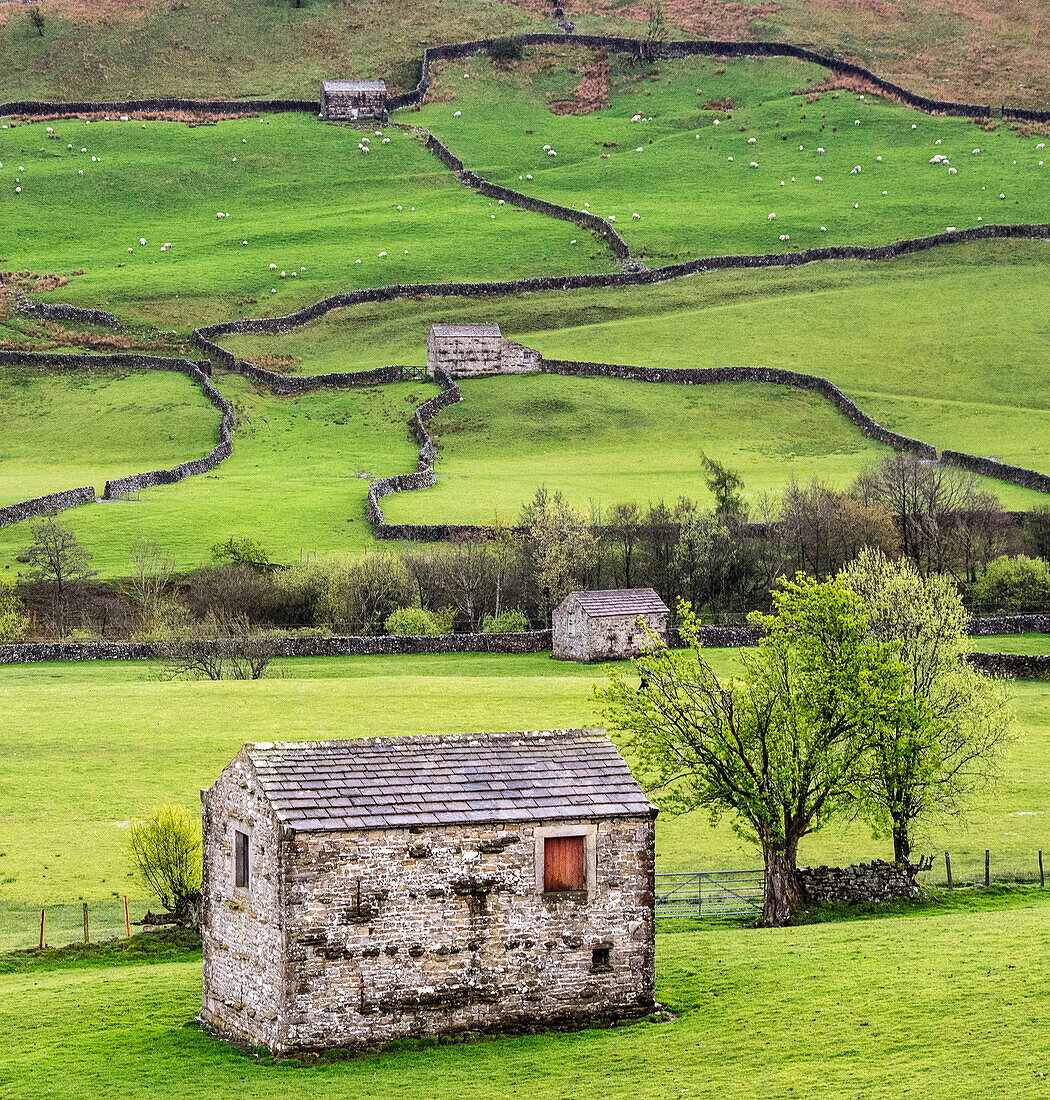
234,830,250,889
543,834,585,892
591,947,611,970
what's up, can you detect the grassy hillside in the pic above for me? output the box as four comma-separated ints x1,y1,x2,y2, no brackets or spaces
0,375,434,575
417,51,1050,263
221,240,1050,505
379,373,891,525
0,113,612,326
0,365,216,506
3,892,1050,1098
0,649,1045,945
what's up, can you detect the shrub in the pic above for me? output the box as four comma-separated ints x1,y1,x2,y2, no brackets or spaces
384,606,456,636
481,608,530,633
972,555,1050,613
0,577,29,642
316,553,413,634
127,804,203,928
488,36,523,62
211,536,271,574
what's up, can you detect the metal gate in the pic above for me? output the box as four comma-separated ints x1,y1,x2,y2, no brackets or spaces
655,869,765,918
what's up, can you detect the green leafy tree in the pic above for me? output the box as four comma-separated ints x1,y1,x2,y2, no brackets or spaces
599,577,905,926
520,488,599,624
23,516,98,637
971,554,1050,613
211,536,272,574
127,804,203,928
384,606,455,636
700,453,746,517
481,608,530,633
842,549,1012,864
316,553,413,634
0,577,29,641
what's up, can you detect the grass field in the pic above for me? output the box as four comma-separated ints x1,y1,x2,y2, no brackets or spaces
2,889,1049,1099
0,365,216,506
416,51,1050,263
379,373,890,524
0,375,435,575
0,112,611,326
221,239,1050,511
1,647,1046,947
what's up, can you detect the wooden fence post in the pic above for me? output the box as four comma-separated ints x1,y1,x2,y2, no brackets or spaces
1040,850,1045,888
945,851,953,889
83,901,89,945
124,896,131,939
38,907,45,950
985,849,990,888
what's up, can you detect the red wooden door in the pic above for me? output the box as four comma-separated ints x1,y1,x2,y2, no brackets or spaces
544,835,585,891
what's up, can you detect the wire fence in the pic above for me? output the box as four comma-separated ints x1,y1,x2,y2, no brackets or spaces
0,897,145,954
922,849,1046,890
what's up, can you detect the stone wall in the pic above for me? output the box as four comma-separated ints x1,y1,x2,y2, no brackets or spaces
202,796,657,1053
941,450,1050,495
799,860,921,905
967,614,1050,635
16,295,119,329
965,652,1050,680
0,485,96,528
0,630,554,664
2,95,317,118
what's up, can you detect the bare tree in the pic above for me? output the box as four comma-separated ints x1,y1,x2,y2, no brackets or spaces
157,613,280,680
22,516,97,636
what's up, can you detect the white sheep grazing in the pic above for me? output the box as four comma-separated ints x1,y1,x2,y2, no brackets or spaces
635,147,643,153
379,251,387,257
713,119,720,125
817,147,825,153
1000,193,1006,199
526,174,533,180
243,241,248,246
815,176,823,182
972,149,980,155
382,138,390,144
280,271,286,278
854,203,859,208
397,205,402,211
543,144,551,151
549,150,557,156
748,137,756,144
820,226,827,232
750,161,758,168
269,263,277,270
632,212,640,219
609,215,616,222
1037,142,1046,150
948,166,957,175
453,111,461,118
14,186,21,194
728,156,734,162
854,119,860,125
570,239,577,244
935,139,942,145
631,114,642,123
946,226,956,232
876,155,882,162
498,199,504,206
779,234,790,240
139,237,146,245
768,212,776,220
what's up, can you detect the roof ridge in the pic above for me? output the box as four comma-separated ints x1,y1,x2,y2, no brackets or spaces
244,728,608,753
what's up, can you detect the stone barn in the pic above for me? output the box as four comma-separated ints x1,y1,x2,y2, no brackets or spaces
426,323,542,378
319,80,387,121
552,589,671,662
199,729,657,1054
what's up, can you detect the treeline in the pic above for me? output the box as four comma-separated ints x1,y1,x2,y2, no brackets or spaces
4,454,1050,642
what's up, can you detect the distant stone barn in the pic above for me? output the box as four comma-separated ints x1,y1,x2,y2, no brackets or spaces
426,323,542,378
319,80,387,120
552,589,671,662
199,730,657,1054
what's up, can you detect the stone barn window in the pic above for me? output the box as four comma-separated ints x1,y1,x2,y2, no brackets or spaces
543,834,585,892
234,829,250,889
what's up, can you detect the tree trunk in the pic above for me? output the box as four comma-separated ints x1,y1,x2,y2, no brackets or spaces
759,843,806,927
892,820,912,866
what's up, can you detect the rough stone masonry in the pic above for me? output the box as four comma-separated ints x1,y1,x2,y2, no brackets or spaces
200,730,658,1054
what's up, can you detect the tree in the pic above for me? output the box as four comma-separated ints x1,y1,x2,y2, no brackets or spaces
211,536,271,574
316,552,413,633
127,804,203,928
0,577,29,641
157,613,279,680
700,454,746,517
22,516,97,636
971,555,1050,613
842,549,1012,864
599,577,904,926
28,7,45,36
519,489,599,624
607,501,641,588
123,538,176,632
641,0,667,62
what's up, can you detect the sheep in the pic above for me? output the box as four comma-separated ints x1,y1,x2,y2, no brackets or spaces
379,251,387,257
815,176,823,182
609,215,616,222
854,119,860,125
139,237,146,245
728,156,734,162
270,263,277,270
779,233,790,240
631,114,642,123
280,271,286,278
243,240,248,246
749,161,758,168
747,137,756,144
14,186,20,194
820,226,827,232
635,147,643,153
570,239,577,244
768,212,776,220
549,150,558,156
453,111,461,117
1037,142,1046,150
543,144,551,151
1000,193,1006,199
948,166,957,175
817,147,825,153
854,203,860,208
876,155,882,162
632,212,640,219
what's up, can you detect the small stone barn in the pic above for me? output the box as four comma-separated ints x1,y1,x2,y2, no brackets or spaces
552,588,671,662
426,323,542,378
199,729,657,1054
319,80,387,121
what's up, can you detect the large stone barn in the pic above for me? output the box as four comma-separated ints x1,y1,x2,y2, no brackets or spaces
426,323,542,378
199,729,657,1054
319,80,387,120
552,588,671,662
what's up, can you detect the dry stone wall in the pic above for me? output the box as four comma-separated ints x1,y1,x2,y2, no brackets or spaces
799,860,921,905
965,652,1050,679
16,295,120,329
0,486,96,528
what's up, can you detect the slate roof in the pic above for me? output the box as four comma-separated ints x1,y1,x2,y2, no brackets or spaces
570,589,670,618
242,730,654,832
322,80,387,93
430,323,502,338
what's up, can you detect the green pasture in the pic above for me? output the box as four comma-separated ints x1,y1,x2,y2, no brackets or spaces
0,648,1046,947
0,366,215,507
380,373,888,525
972,634,1050,655
0,112,610,326
3,891,1050,1099
221,239,1050,511
0,375,434,576
417,51,1050,262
